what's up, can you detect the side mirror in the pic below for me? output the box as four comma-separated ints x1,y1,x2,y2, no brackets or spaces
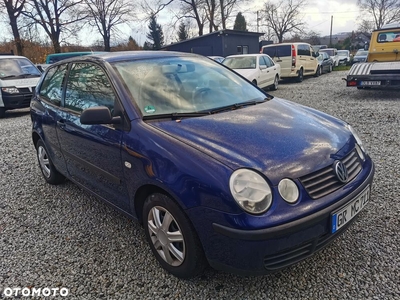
80,106,121,125
260,65,267,70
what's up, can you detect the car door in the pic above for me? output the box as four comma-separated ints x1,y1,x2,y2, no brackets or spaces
56,62,129,210
258,56,270,88
263,55,278,86
34,64,69,175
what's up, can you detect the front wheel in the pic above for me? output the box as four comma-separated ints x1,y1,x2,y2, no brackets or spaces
0,108,5,118
328,64,332,73
314,66,321,77
143,193,207,278
36,140,65,184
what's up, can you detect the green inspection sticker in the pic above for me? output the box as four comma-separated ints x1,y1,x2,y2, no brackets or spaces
144,105,156,114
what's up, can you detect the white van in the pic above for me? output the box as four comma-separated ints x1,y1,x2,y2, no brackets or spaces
0,55,41,118
260,42,319,81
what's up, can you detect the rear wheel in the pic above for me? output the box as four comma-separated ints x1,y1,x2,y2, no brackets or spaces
143,193,207,278
36,140,65,184
296,68,304,82
252,80,257,86
270,75,279,90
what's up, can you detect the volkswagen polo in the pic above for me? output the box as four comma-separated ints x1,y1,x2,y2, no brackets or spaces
30,51,374,278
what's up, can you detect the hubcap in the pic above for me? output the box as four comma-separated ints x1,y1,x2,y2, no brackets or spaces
38,145,51,178
148,206,185,266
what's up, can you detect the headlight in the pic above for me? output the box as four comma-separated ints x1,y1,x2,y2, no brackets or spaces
2,87,19,94
229,169,272,214
278,179,299,203
347,125,366,153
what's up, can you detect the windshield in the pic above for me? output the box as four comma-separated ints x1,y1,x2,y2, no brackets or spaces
113,56,267,117
337,51,348,57
0,58,41,78
320,49,335,56
355,50,368,56
222,56,257,69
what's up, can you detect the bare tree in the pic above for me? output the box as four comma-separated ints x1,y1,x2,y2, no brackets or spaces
180,0,207,36
219,0,237,30
262,0,307,43
357,0,400,30
84,0,135,52
23,0,87,53
1,0,26,55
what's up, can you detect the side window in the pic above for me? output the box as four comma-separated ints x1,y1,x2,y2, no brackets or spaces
264,56,274,67
298,45,311,56
39,64,68,106
259,56,267,68
65,63,115,113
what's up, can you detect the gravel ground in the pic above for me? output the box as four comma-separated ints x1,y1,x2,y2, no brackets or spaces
0,71,399,299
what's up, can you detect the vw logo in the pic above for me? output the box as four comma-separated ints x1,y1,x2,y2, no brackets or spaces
334,160,348,183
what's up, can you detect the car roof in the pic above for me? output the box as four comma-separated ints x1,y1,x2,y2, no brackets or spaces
0,55,31,59
55,51,200,64
226,54,265,58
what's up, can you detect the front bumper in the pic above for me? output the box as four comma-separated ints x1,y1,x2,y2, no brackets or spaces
1,91,33,109
189,161,374,276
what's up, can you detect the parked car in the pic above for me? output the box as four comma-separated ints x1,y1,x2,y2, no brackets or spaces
208,56,225,63
260,42,319,82
317,52,334,74
222,54,280,90
31,51,374,278
352,49,369,64
311,44,327,53
337,50,351,65
319,48,339,67
0,55,41,118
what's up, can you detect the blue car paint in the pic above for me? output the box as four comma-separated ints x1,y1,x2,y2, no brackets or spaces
30,52,374,276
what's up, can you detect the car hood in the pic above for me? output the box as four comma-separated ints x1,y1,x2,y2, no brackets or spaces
148,99,352,184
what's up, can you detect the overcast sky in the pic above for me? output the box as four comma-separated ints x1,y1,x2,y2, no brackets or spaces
0,0,362,47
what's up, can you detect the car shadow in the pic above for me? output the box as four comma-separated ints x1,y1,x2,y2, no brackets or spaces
2,108,30,118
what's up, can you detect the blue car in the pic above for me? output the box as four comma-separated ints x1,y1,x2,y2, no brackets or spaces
30,51,374,278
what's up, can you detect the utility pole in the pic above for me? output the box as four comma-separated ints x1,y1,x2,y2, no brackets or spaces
330,15,333,46
257,11,259,32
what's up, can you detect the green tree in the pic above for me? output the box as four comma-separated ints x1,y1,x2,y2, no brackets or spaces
146,14,164,50
127,36,140,50
177,22,188,41
233,12,247,31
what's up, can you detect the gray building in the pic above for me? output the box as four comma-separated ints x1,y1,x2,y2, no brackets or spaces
161,30,264,57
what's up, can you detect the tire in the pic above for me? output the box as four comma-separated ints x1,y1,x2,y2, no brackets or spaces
36,139,65,184
270,75,279,90
143,193,207,278
314,66,321,77
296,68,304,82
0,107,5,118
252,80,257,86
328,64,332,73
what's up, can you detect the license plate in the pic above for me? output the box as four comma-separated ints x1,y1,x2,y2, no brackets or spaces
331,186,370,233
360,81,381,86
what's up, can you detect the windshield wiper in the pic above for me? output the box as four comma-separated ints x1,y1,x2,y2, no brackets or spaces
209,98,270,114
143,111,210,121
0,75,18,79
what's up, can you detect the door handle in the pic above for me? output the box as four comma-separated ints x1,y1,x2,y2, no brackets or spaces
57,120,66,129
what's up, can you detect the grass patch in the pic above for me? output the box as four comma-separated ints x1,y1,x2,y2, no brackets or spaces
334,65,351,71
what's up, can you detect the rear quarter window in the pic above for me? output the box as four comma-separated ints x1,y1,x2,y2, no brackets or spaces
262,45,291,58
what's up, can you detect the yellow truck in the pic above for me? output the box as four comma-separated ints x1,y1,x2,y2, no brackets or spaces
345,23,400,89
